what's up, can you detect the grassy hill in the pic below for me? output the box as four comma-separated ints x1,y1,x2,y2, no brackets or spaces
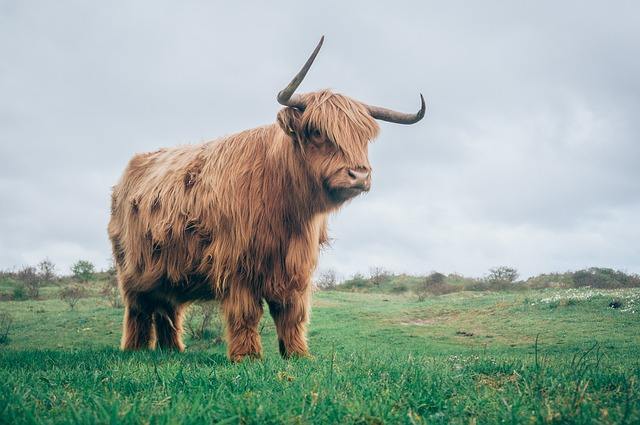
1,277,639,423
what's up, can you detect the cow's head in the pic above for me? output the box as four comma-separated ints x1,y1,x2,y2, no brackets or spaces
276,36,425,208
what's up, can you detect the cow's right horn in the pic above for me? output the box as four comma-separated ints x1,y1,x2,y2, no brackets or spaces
277,36,324,111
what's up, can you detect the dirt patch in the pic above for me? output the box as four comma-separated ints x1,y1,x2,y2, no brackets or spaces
401,318,440,326
400,311,459,326
312,299,340,308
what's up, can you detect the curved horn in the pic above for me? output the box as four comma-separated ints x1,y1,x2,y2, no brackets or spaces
366,94,426,125
277,36,324,110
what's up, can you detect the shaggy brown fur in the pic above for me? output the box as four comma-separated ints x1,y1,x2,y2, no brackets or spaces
109,90,380,360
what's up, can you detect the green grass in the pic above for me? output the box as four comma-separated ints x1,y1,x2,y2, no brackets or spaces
1,285,639,424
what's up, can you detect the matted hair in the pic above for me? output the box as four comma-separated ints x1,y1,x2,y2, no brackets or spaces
109,89,380,299
301,90,379,163
110,36,425,357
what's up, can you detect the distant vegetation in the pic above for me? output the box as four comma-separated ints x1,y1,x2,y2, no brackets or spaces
2,260,639,305
0,259,106,302
321,266,640,299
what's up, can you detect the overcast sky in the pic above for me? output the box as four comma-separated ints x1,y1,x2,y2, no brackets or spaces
1,1,639,279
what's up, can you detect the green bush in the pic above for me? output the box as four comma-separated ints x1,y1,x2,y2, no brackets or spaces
414,272,460,300
340,273,370,292
389,283,408,294
572,268,640,289
71,260,95,283
483,266,519,290
12,285,27,301
463,279,490,291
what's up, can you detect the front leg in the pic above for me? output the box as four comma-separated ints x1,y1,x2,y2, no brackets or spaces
154,303,185,352
221,285,263,362
267,288,311,358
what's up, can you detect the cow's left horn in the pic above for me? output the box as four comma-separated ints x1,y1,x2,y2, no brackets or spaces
365,94,426,125
277,36,324,110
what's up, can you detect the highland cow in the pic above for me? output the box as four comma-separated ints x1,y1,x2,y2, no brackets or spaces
108,37,425,361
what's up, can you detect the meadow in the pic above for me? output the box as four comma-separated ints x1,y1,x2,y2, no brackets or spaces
1,276,639,424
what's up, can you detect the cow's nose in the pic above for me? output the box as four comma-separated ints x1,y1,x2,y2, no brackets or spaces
347,168,371,190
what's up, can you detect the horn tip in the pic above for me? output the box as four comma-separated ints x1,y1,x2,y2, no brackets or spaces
418,93,426,118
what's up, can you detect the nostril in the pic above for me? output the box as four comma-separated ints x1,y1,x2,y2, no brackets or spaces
347,169,371,184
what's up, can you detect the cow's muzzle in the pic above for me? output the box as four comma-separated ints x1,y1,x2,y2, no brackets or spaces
346,168,371,192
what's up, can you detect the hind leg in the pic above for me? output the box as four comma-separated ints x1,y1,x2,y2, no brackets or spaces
155,303,185,351
121,293,155,350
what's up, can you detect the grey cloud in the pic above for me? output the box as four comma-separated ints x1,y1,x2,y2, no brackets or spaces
1,1,639,278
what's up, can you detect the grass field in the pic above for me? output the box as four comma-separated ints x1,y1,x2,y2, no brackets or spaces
1,283,639,424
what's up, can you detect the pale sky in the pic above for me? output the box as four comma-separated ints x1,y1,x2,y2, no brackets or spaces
1,1,639,279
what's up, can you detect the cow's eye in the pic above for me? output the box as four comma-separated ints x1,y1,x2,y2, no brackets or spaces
311,129,322,138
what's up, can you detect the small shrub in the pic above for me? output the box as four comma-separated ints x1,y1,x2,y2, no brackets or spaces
414,272,458,300
59,285,87,310
390,283,408,294
101,266,122,308
0,311,13,344
37,259,56,284
369,267,392,287
185,303,223,342
12,285,27,301
17,266,41,299
463,279,490,291
71,260,95,283
316,269,337,291
341,273,369,292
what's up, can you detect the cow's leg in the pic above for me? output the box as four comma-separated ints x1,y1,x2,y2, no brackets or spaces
267,289,310,358
121,293,155,350
221,285,263,361
154,302,185,351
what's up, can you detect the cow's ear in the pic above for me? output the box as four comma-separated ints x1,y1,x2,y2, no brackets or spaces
277,107,303,142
